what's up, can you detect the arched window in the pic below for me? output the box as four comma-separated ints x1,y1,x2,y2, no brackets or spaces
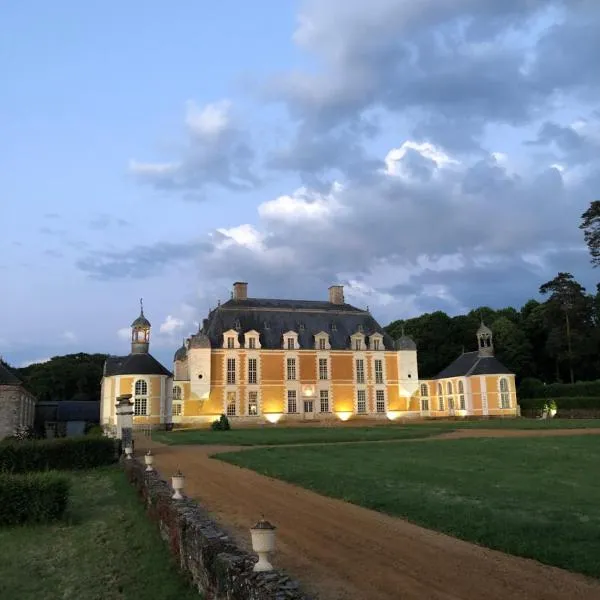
458,380,466,410
420,384,429,411
437,383,444,411
134,379,148,415
173,385,182,400
499,378,510,408
447,381,454,410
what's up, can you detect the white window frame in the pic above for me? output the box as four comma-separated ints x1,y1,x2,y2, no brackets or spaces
374,358,384,384
318,357,329,380
356,389,367,414
499,377,511,408
319,389,330,413
247,390,259,416
375,389,386,413
314,331,331,350
286,357,297,380
134,378,149,416
283,330,299,350
355,358,365,384
225,390,237,416
172,402,183,416
351,332,365,351
248,357,258,384
222,329,241,349
437,382,444,411
458,380,466,410
369,332,384,351
244,330,261,349
286,389,298,414
226,357,236,385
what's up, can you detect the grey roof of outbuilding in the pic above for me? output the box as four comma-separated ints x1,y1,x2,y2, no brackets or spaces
35,401,100,422
104,354,172,377
203,298,395,350
0,363,22,386
434,351,513,379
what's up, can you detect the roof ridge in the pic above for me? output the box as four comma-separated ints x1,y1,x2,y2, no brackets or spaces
465,356,481,376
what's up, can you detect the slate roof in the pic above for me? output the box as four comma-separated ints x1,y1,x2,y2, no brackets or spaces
36,401,100,423
0,363,22,386
434,351,513,379
104,353,172,377
201,297,396,350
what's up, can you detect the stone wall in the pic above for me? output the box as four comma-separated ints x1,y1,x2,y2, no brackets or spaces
122,459,312,600
0,385,35,440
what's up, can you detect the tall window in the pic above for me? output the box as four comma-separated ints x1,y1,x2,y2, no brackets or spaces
287,390,297,413
134,379,148,416
373,339,380,351
319,390,329,413
499,378,510,408
226,391,236,416
173,385,182,400
227,336,235,349
287,337,295,350
248,337,256,349
420,383,429,397
421,397,430,411
374,359,383,384
248,358,257,384
286,357,296,380
248,391,258,416
318,358,328,380
357,390,367,413
375,390,385,413
354,338,362,351
172,403,182,416
356,359,365,383
227,358,236,384
438,383,444,411
319,338,326,350
458,380,466,410
447,381,454,410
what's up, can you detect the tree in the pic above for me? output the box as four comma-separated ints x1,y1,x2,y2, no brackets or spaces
539,273,591,384
580,200,600,267
490,316,534,381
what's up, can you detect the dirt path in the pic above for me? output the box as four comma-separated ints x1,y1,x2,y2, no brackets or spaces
137,429,600,600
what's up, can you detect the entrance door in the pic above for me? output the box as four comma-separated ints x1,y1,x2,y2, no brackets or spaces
303,399,314,419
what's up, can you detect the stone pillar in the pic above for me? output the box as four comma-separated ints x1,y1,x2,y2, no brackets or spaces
115,394,134,452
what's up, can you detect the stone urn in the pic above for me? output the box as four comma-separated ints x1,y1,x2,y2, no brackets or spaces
250,517,276,572
124,446,133,460
171,470,185,500
144,450,154,471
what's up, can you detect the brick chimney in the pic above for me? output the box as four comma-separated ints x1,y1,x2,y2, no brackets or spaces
233,282,248,300
328,285,344,305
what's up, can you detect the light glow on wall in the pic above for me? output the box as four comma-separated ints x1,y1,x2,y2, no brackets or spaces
265,413,283,424
336,411,352,421
386,410,402,421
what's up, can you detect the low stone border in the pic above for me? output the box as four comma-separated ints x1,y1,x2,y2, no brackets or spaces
122,458,312,599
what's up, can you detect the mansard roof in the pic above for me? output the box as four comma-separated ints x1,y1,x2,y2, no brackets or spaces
104,353,172,377
0,362,22,386
203,297,395,350
433,351,512,379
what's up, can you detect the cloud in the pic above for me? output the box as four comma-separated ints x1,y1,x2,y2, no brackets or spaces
20,357,52,368
130,100,260,196
88,214,130,230
76,240,205,280
117,327,130,341
159,315,185,335
61,331,77,343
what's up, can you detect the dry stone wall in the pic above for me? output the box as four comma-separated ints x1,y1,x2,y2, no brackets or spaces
123,458,312,600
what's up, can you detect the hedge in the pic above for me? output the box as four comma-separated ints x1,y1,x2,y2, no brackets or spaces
0,471,70,525
519,396,600,410
0,437,118,473
519,378,600,399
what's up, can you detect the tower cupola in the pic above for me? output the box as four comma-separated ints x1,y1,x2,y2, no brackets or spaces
477,321,494,357
131,298,151,354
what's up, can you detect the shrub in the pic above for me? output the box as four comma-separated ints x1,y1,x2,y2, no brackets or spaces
210,414,231,431
85,424,104,437
0,436,118,473
519,380,600,399
0,471,70,525
519,396,600,411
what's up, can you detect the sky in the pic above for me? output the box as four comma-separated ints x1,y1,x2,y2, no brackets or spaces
1,0,599,369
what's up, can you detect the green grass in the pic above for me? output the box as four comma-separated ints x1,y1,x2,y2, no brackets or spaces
217,436,600,579
0,467,198,600
152,425,445,446
429,417,600,429
153,418,600,446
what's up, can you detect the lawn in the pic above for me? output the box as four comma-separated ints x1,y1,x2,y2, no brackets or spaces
152,418,600,446
152,424,444,446
0,466,198,600
217,435,600,579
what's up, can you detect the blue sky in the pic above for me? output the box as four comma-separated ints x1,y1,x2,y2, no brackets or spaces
1,0,599,369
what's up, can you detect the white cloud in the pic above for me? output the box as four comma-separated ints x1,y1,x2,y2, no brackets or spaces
185,99,232,137
62,331,77,343
159,315,185,335
20,357,51,368
117,327,130,341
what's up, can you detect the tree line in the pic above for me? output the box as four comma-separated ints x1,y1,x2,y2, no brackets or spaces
2,201,599,400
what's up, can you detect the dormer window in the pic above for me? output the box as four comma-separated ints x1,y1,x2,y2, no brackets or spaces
319,338,326,350
283,331,299,350
351,331,365,351
373,339,380,350
244,330,261,350
369,333,384,351
354,338,362,351
314,331,330,351
227,337,235,349
330,322,337,332
222,329,241,349
234,319,241,331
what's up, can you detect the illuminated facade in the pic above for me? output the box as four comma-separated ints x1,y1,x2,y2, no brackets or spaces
169,282,518,425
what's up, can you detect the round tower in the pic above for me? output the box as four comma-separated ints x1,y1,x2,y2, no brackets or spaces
131,298,151,354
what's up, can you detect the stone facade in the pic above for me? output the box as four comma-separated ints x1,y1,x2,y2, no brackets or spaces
0,384,36,440
123,458,312,599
